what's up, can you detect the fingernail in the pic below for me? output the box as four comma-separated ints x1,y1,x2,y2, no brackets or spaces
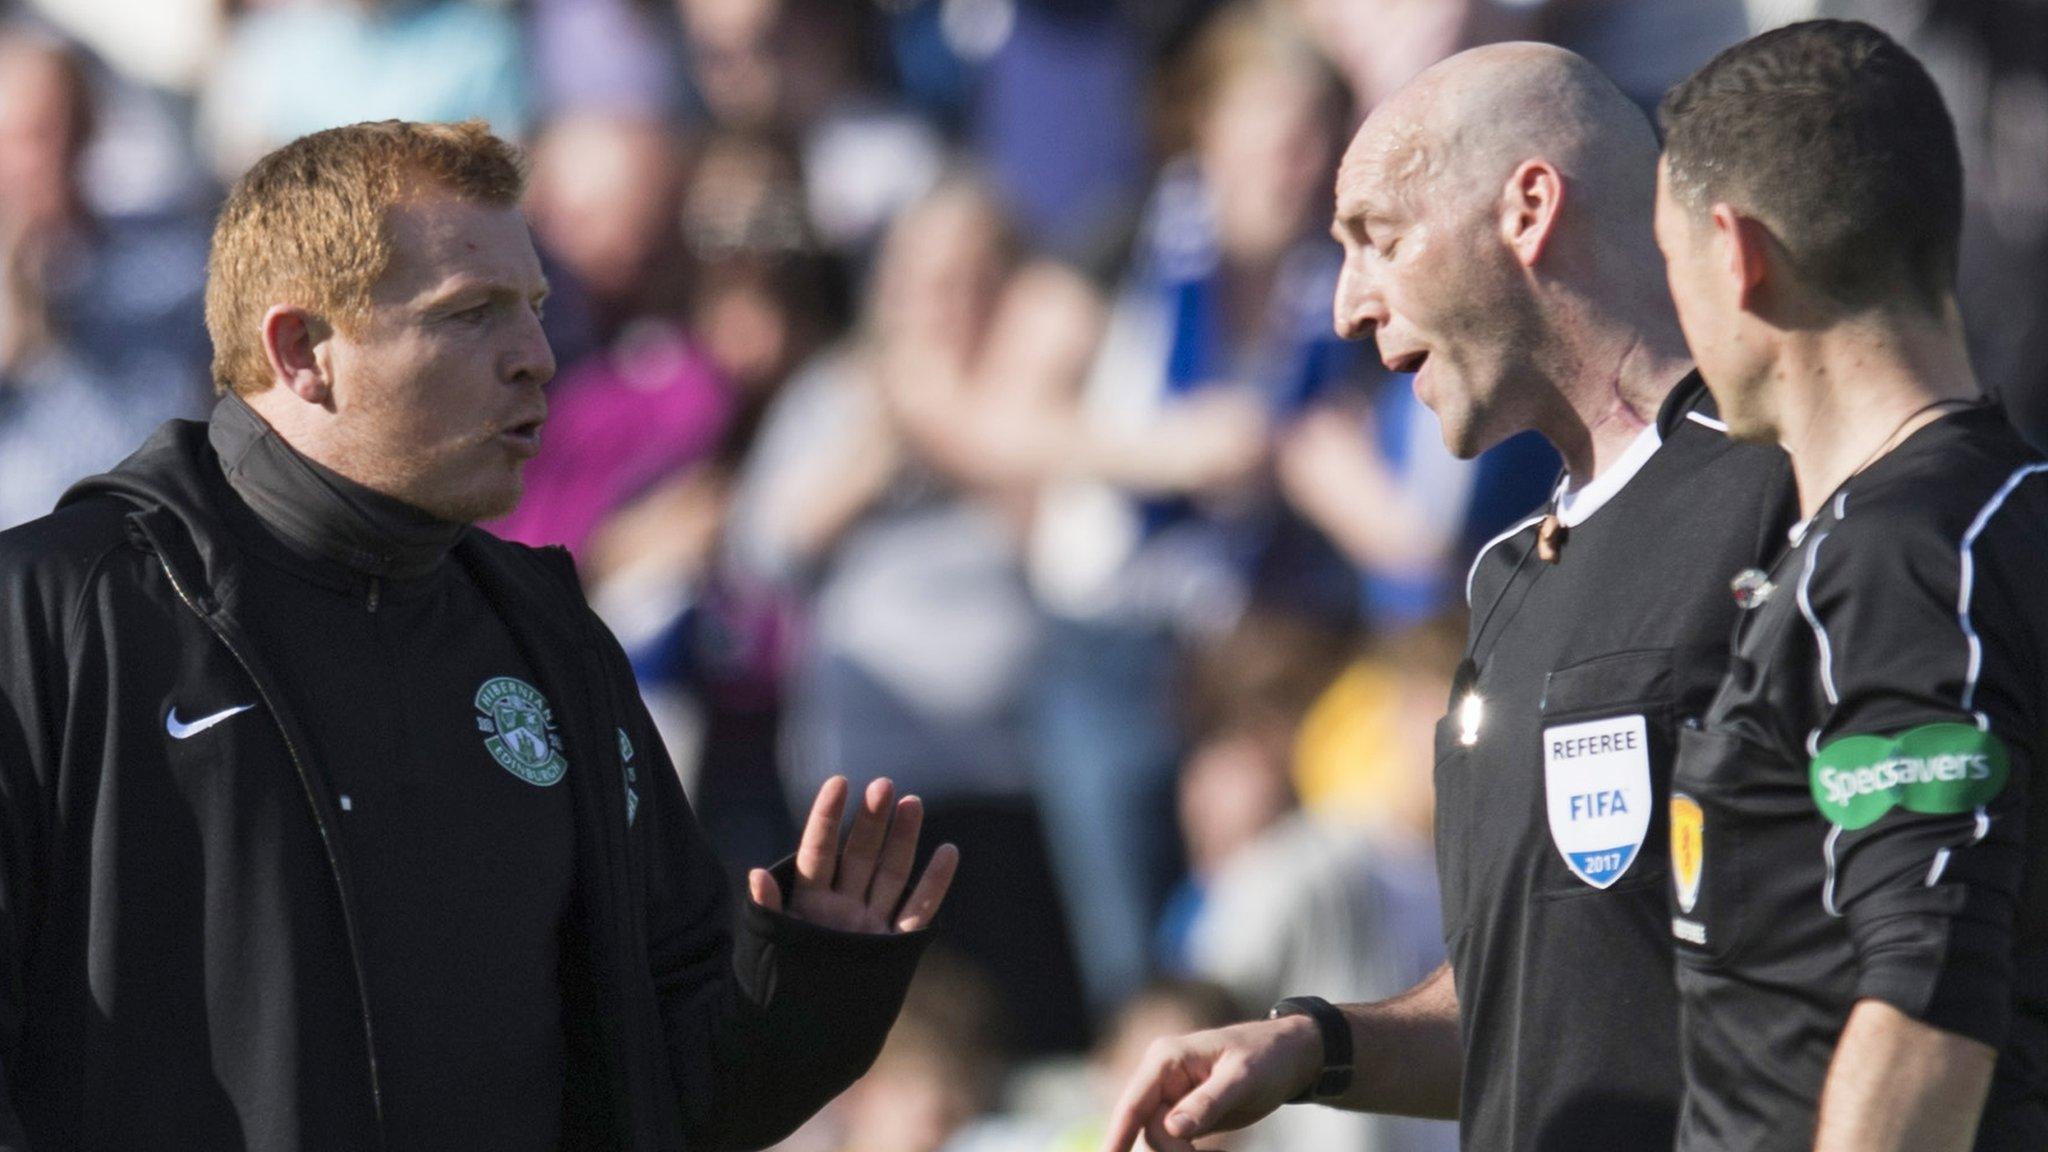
1166,1115,1191,1137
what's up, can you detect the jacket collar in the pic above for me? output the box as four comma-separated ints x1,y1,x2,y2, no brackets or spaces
208,392,465,581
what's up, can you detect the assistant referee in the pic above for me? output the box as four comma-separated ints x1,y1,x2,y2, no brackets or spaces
1656,21,2048,1152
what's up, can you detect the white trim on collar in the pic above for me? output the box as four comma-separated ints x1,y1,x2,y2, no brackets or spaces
1555,422,1663,528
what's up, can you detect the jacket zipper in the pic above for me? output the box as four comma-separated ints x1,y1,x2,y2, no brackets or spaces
153,549,389,1142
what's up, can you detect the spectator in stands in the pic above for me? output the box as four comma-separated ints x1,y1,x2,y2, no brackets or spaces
1016,7,1362,1024
0,28,209,528
728,177,1091,1053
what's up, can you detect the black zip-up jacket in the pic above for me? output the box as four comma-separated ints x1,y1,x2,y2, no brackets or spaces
0,420,928,1150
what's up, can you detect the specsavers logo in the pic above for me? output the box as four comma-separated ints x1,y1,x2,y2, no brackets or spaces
1809,722,2008,830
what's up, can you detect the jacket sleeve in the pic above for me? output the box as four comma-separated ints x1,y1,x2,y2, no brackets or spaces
609,639,931,1150
0,527,84,1150
1804,510,2038,1049
0,654,36,1150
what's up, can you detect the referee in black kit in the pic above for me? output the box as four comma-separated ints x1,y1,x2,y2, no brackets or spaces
1103,43,1793,1152
1655,20,2048,1152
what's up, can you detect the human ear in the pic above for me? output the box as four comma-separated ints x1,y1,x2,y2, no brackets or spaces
259,305,333,406
1502,158,1565,267
1709,204,1773,313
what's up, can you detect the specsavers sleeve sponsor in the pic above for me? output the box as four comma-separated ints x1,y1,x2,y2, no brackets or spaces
1809,723,2009,831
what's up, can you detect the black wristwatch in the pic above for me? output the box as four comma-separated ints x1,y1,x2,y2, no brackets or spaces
1267,995,1354,1103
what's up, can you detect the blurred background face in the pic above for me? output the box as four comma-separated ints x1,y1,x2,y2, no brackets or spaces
868,185,1009,358
678,133,819,394
323,193,555,522
1653,160,1776,441
1177,729,1294,878
527,116,682,310
0,38,87,231
1198,60,1334,267
675,0,784,128
1332,123,1539,459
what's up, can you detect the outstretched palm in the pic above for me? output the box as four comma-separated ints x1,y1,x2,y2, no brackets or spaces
748,776,959,935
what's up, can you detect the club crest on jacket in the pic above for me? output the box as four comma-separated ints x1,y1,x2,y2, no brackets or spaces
474,676,569,786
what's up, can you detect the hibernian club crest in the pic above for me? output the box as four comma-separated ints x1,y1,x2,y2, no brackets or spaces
474,676,569,786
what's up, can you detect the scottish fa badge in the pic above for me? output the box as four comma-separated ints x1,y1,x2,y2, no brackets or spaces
1670,793,1704,913
1543,714,1653,888
474,676,569,786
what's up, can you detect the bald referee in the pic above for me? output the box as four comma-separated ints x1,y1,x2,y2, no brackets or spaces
1656,21,2048,1152
1103,44,1793,1152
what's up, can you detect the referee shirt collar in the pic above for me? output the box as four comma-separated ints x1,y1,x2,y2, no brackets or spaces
1555,420,1662,528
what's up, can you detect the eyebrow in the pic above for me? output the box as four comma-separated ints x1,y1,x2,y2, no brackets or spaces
420,277,551,312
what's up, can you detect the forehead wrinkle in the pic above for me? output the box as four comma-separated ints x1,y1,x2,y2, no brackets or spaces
1340,112,1444,222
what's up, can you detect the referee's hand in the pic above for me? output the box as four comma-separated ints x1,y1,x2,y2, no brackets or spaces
748,775,959,935
1102,1015,1321,1152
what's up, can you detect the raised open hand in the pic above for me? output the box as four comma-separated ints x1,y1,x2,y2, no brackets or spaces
747,776,960,935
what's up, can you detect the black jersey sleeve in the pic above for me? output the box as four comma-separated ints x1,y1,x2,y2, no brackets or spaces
1801,503,2040,1049
609,624,929,1149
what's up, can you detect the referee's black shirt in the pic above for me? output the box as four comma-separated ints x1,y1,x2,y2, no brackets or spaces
1672,405,2048,1152
1438,372,1794,1150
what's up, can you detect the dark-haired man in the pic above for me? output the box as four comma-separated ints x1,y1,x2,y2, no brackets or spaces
1656,19,2047,1152
0,119,956,1151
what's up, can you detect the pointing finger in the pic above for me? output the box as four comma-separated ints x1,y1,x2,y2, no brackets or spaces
1163,1061,1249,1141
1102,1062,1166,1152
1104,1040,1191,1152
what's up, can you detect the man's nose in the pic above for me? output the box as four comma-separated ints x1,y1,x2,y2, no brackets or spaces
1333,241,1394,341
1333,270,1385,343
507,308,556,387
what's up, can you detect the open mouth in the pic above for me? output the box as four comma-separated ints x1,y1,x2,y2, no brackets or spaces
499,419,545,452
1384,349,1430,375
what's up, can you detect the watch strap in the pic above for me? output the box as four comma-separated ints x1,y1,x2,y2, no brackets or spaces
1267,995,1354,1103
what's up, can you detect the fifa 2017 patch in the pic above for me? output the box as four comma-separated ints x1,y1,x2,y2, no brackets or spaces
1809,722,2008,830
473,676,569,786
1543,714,1653,888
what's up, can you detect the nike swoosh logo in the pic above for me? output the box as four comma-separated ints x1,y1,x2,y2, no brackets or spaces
166,703,256,740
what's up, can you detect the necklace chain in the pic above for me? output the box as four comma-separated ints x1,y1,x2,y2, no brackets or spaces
1844,397,1975,484
1729,396,1978,613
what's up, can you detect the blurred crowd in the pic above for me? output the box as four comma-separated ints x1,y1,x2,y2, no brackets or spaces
4,0,2044,1149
